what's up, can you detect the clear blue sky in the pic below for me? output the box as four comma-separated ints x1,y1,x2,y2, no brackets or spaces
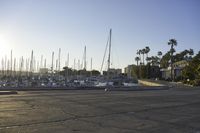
0,0,199,71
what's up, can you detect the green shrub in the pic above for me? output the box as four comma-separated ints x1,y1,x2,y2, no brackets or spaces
193,79,200,86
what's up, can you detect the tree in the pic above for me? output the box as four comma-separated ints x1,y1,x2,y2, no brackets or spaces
173,49,194,62
157,51,162,66
160,52,170,68
145,46,150,64
141,48,146,65
136,50,142,79
146,57,152,64
185,49,194,60
188,49,194,56
157,51,162,59
137,50,142,65
91,70,101,76
150,56,159,66
182,51,200,86
168,39,177,81
135,57,140,66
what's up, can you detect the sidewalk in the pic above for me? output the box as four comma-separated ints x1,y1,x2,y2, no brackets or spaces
139,79,194,88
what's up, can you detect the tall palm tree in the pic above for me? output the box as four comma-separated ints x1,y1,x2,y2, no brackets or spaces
136,50,142,79
146,57,152,64
151,56,160,66
136,50,142,65
184,49,194,61
135,57,140,66
168,39,177,81
188,49,194,56
157,51,162,59
145,46,150,64
157,51,162,65
141,48,146,65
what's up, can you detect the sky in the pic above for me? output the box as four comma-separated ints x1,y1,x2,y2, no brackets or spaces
0,0,199,72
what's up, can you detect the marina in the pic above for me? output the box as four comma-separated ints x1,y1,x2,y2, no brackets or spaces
0,29,138,89
0,1,199,132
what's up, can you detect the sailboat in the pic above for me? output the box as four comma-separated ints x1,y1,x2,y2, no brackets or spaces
96,29,114,87
96,29,138,88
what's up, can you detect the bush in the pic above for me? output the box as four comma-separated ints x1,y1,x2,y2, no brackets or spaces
193,79,200,86
175,76,182,82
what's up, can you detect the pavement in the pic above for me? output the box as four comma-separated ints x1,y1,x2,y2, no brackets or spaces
0,87,200,133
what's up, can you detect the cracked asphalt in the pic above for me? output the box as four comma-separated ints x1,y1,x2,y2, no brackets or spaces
0,88,200,133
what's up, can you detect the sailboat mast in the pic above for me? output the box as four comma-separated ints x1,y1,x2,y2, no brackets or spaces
66,53,69,81
58,48,61,72
44,58,46,68
108,29,112,71
10,50,12,76
1,58,4,76
67,53,69,67
84,46,86,70
30,50,33,75
5,55,7,76
40,55,43,68
91,57,92,77
51,52,54,74
14,58,16,77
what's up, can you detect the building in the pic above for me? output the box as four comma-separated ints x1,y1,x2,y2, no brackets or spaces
124,65,135,78
173,60,188,78
39,68,48,75
103,68,122,77
160,67,171,80
160,60,189,80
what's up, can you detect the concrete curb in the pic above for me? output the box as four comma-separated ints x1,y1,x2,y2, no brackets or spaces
0,91,18,95
105,86,169,91
0,86,169,92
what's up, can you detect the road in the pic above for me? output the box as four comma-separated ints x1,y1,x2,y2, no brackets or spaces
0,88,200,133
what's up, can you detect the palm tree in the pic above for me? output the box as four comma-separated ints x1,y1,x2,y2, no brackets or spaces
168,39,177,81
145,46,150,64
184,49,194,61
188,49,194,56
135,57,140,66
136,50,143,79
157,51,162,59
136,50,142,65
151,56,160,66
141,48,146,65
146,57,152,64
157,51,162,66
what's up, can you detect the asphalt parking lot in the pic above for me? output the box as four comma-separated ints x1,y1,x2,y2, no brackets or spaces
0,88,200,133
